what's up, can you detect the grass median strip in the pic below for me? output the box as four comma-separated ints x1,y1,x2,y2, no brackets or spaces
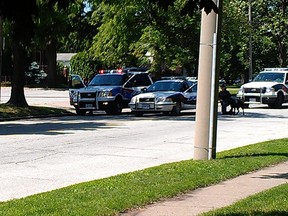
0,138,287,216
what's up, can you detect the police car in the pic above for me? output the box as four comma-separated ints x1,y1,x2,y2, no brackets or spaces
69,72,153,115
129,79,197,116
237,68,288,108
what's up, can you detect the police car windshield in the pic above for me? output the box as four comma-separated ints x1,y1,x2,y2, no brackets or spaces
147,81,183,92
89,74,128,86
253,72,284,83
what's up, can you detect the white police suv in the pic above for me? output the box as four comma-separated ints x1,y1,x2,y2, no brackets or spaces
237,68,288,108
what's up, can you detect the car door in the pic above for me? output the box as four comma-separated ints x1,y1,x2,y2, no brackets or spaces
182,83,197,110
123,73,153,99
68,74,86,105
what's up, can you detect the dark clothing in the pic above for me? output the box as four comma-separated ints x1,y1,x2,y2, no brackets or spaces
219,89,231,114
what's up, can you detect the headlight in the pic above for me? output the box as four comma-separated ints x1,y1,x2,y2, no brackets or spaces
99,91,112,97
130,97,138,103
265,87,275,93
72,93,78,100
156,97,173,103
237,86,244,94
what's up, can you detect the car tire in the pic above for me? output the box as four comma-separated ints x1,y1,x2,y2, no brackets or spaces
171,102,181,116
273,93,284,109
105,98,123,115
76,107,86,116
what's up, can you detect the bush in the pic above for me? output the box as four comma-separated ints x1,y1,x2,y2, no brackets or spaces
70,51,102,80
25,62,47,85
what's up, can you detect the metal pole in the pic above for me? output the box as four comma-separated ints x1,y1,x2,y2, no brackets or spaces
0,15,3,104
248,0,253,81
211,0,223,159
194,3,217,160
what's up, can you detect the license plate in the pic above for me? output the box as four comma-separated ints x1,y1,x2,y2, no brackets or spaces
249,98,256,102
85,103,93,108
142,104,150,109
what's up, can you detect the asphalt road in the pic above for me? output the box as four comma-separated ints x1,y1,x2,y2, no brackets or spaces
0,87,288,202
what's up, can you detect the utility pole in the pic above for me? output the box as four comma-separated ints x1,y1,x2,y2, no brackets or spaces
194,0,222,160
248,0,253,81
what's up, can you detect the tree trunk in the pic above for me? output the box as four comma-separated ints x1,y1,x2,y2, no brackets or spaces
46,40,57,88
7,40,28,107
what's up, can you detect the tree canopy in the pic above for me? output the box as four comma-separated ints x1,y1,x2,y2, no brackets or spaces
1,0,288,106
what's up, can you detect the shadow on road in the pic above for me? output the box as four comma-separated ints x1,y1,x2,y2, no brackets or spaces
0,121,117,136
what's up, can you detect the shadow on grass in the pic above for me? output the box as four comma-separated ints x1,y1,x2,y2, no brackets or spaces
219,152,288,159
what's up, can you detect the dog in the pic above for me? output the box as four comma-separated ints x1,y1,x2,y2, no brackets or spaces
229,96,245,115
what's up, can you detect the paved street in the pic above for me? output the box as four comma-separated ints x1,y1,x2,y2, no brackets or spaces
0,87,288,202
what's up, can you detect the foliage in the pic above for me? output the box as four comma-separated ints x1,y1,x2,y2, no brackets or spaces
0,138,287,215
89,0,201,77
25,62,47,85
221,0,288,83
0,0,75,106
70,51,101,79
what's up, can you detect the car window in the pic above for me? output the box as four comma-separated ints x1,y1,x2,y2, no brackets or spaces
147,81,184,92
89,74,128,86
253,72,284,83
186,84,198,93
126,74,151,87
69,75,84,89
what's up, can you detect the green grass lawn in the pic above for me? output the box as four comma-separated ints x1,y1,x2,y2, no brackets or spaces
202,183,288,216
0,138,287,216
0,104,72,119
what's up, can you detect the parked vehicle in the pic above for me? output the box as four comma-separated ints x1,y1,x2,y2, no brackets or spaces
129,79,197,116
237,68,288,108
69,72,153,115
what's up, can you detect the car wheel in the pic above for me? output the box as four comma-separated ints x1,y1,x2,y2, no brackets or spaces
171,102,181,116
105,98,123,115
76,107,86,116
273,93,284,109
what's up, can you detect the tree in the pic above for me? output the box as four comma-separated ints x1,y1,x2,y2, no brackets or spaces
89,0,205,76
220,0,288,83
0,0,74,106
1,0,37,107
33,0,81,87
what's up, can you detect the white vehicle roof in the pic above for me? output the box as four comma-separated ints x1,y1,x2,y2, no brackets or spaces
263,68,288,72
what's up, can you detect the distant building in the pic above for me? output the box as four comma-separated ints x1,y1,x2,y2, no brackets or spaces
56,53,77,68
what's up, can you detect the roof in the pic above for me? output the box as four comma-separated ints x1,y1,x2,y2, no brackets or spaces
56,53,77,62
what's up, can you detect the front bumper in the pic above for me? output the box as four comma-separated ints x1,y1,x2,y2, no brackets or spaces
237,93,277,104
129,102,175,112
76,96,117,110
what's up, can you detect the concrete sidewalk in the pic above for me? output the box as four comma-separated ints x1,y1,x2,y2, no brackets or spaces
122,161,288,216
